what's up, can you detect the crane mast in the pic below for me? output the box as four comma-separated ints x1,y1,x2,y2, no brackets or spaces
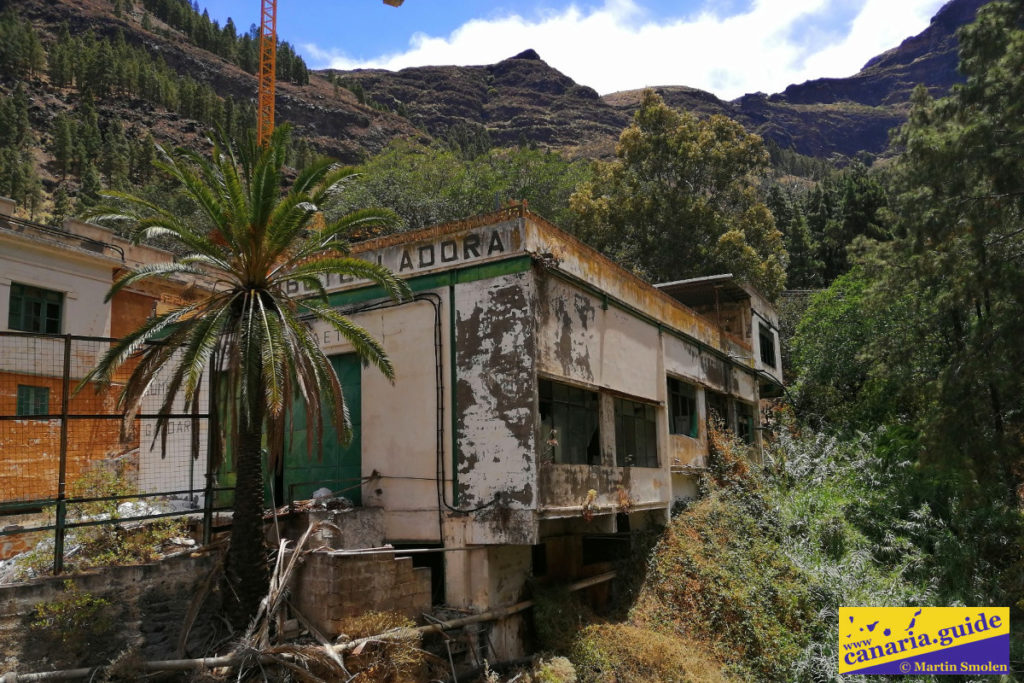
256,0,277,148
256,0,404,148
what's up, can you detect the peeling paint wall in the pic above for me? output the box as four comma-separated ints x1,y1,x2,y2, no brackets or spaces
455,273,536,514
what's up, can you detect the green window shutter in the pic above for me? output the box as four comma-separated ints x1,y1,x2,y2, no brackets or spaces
16,385,50,416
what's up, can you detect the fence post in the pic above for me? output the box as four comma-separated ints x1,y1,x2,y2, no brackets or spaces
202,372,216,545
54,334,72,574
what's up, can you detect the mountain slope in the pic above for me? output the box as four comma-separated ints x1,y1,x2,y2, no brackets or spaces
603,0,988,157
0,0,993,223
326,49,628,159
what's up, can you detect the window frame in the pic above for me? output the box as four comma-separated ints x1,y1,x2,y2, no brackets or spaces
538,378,601,465
614,396,659,468
16,384,50,417
8,282,63,334
759,326,778,369
667,376,699,439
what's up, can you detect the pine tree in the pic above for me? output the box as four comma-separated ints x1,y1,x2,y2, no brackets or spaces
52,185,71,225
51,115,75,178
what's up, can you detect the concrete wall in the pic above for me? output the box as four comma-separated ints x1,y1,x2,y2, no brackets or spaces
0,242,113,337
454,272,537,532
309,299,444,543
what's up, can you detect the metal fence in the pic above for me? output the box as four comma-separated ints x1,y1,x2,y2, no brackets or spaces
0,331,232,573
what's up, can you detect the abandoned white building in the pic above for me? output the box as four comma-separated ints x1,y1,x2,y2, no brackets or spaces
1,196,783,660
266,203,784,657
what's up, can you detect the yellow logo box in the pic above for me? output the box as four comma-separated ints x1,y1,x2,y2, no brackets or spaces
839,607,1009,675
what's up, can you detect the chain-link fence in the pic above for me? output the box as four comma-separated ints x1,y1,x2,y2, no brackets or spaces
0,331,231,572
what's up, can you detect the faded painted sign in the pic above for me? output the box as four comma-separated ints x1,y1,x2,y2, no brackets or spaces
286,222,525,295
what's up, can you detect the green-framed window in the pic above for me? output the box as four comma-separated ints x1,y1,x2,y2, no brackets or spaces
539,379,601,465
667,377,698,438
8,283,63,334
16,385,50,417
614,397,658,468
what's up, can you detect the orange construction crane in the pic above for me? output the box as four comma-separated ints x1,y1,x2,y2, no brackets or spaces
257,0,405,148
256,0,277,148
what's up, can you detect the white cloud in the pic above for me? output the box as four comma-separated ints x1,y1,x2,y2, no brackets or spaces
303,0,946,100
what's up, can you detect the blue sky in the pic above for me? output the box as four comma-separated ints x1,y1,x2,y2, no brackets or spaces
195,0,947,99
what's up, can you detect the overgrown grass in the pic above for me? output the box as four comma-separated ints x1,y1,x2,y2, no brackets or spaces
571,624,729,683
9,462,190,580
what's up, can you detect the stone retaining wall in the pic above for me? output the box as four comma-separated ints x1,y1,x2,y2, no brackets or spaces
0,553,218,674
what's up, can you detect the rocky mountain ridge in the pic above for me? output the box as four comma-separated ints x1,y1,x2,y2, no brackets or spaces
1,0,992,196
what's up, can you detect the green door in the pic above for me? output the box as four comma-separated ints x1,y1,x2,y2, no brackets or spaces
283,353,363,504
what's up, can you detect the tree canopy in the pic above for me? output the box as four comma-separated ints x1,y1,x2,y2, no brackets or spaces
569,90,787,299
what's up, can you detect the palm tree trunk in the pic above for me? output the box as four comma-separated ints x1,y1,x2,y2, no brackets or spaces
225,393,269,630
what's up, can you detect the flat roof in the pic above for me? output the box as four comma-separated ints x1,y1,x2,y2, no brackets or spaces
656,274,752,307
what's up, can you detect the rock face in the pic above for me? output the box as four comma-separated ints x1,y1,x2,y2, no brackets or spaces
328,50,627,158
603,0,988,157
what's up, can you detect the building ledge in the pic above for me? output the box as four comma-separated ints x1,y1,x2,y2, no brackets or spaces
537,500,669,520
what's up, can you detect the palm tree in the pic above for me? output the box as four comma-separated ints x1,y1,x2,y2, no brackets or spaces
81,126,410,627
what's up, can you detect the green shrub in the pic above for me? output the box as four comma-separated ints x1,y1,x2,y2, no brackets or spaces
28,580,115,666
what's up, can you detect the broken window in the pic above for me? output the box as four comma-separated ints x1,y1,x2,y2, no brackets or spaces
667,377,698,438
759,326,777,369
614,397,658,467
705,390,732,433
539,379,600,465
736,401,756,444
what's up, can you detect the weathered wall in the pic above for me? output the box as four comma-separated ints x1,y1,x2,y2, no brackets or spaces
275,508,385,550
484,545,532,660
109,290,156,339
536,463,668,518
454,272,537,516
289,551,431,636
536,276,661,401
0,554,218,673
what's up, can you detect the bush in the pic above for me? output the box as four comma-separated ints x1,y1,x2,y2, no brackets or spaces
631,491,818,680
27,580,116,667
570,624,729,683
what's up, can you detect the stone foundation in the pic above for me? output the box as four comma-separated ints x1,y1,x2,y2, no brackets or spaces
290,550,431,636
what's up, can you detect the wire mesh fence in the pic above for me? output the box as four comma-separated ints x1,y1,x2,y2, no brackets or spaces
0,331,230,573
